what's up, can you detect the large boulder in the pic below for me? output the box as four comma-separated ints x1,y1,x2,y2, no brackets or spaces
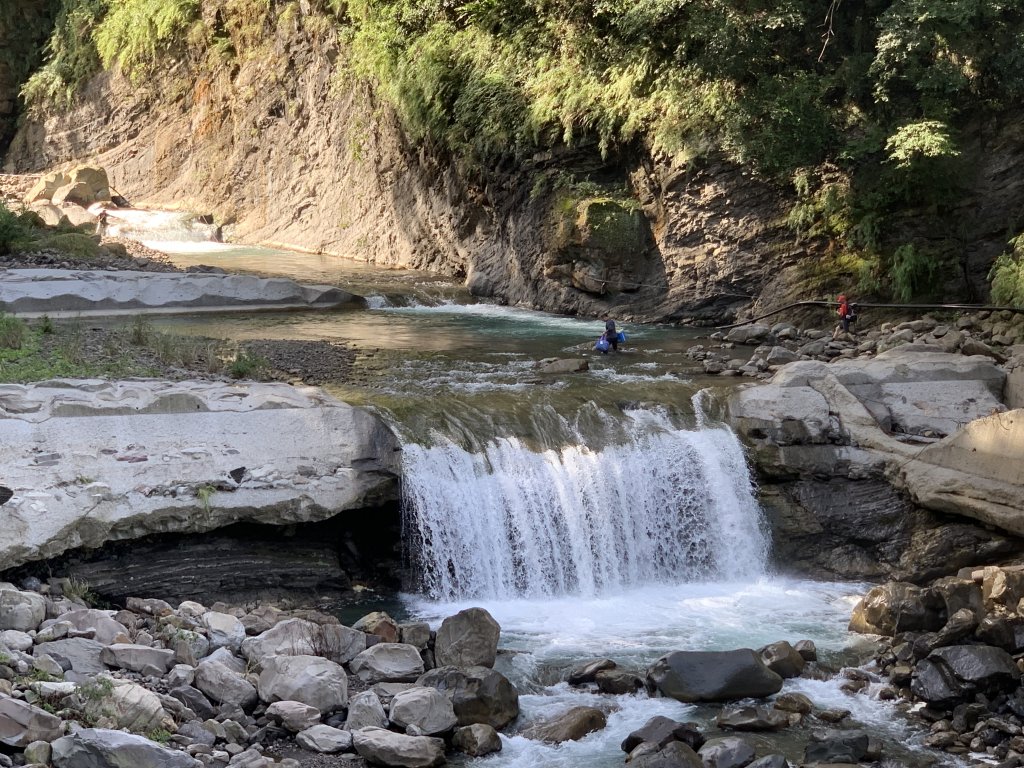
194,658,257,710
647,649,783,703
241,618,365,665
452,724,501,756
265,701,322,733
345,690,389,731
50,166,111,207
522,706,606,743
54,609,130,645
81,679,175,734
434,608,500,669
34,638,106,680
911,645,1021,708
202,611,245,652
51,728,201,768
417,666,519,729
620,715,705,753
803,729,871,763
0,697,63,746
0,588,46,631
848,582,943,635
296,724,352,753
352,726,445,768
258,654,348,713
629,742,703,768
389,687,458,735
350,643,425,684
698,736,756,768
101,644,175,677
0,380,399,570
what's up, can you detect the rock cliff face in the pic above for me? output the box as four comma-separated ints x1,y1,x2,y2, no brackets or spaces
0,1,56,148
5,10,1022,323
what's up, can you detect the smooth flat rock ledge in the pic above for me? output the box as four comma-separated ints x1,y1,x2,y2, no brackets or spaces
0,379,400,569
0,268,356,317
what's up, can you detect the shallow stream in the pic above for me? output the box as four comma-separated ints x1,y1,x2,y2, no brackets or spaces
142,240,957,767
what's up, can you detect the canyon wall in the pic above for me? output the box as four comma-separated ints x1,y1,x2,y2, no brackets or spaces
3,5,1023,324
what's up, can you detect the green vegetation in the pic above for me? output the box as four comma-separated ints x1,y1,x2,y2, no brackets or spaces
0,315,269,383
63,575,96,603
94,0,199,80
990,235,1024,308
13,0,1024,301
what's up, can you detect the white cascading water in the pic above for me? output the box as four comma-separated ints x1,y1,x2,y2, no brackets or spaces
401,410,769,600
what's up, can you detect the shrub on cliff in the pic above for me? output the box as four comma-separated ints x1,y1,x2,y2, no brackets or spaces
0,203,38,256
990,236,1024,308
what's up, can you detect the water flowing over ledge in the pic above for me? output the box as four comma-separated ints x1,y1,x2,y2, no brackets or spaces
401,409,769,601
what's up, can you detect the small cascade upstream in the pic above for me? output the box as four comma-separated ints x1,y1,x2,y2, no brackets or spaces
401,409,769,601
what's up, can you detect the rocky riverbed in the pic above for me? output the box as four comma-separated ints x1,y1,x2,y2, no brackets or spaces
848,566,1024,767
1,578,948,768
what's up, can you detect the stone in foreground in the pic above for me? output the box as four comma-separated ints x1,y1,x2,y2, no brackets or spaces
0,697,63,747
647,649,783,703
522,705,607,743
352,726,445,768
51,728,201,768
434,607,500,668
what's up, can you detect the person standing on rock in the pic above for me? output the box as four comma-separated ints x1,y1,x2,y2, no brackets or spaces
95,210,108,238
832,294,856,339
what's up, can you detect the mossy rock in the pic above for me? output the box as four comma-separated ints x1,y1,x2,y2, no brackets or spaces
26,232,102,261
552,196,646,263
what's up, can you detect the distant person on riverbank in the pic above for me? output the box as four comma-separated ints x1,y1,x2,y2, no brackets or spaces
95,210,108,238
832,294,857,339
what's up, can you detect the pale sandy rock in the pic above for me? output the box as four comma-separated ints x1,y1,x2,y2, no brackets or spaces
202,612,245,652
257,655,348,713
0,589,46,631
389,687,458,735
350,643,425,684
352,727,445,768
194,659,257,710
82,678,175,734
265,701,322,733
344,690,388,731
51,728,201,768
900,410,1024,536
0,629,33,651
101,643,175,676
0,268,355,318
241,618,365,665
0,697,63,747
0,380,398,570
434,608,500,669
296,724,352,753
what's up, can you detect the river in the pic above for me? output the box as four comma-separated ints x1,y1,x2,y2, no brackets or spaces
138,238,957,767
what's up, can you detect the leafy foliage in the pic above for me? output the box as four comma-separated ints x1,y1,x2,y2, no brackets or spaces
20,0,105,109
990,235,1024,307
93,0,200,81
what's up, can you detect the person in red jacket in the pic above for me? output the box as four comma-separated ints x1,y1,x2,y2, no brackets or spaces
832,294,856,339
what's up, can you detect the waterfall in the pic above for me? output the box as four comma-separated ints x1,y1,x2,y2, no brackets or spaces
401,410,769,600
